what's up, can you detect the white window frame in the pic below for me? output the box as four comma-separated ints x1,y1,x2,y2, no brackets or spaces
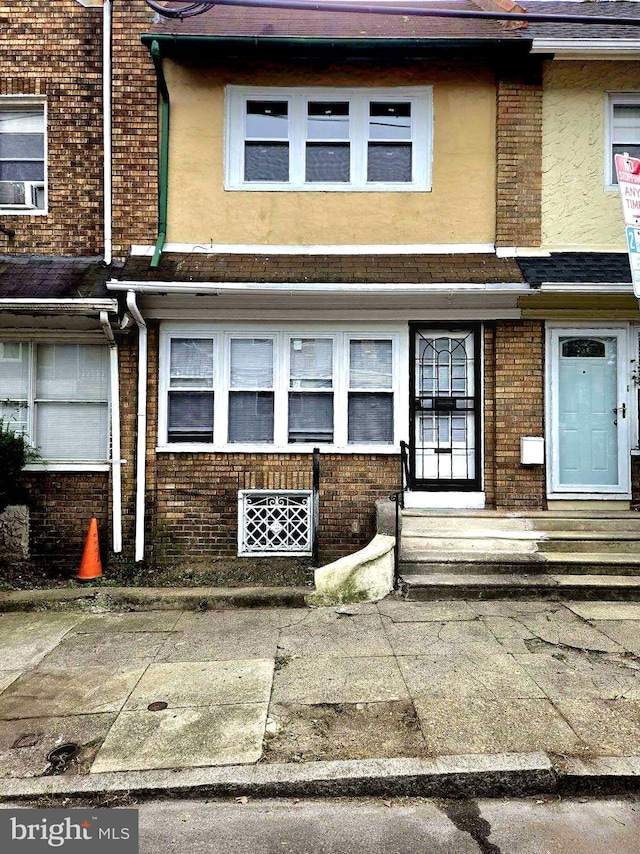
158,323,402,453
0,96,47,215
0,337,110,469
605,92,640,191
225,85,432,192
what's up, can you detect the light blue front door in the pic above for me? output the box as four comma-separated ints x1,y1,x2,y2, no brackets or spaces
557,336,619,487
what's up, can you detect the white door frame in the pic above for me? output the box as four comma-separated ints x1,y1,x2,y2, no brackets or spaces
546,323,631,498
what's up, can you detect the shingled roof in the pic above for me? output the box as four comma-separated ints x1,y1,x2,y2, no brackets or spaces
517,253,632,286
119,252,525,284
145,0,521,41
522,1,640,40
0,256,119,299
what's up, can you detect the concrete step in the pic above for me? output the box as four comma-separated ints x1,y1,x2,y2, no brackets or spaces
400,553,640,575
401,573,640,601
401,511,640,537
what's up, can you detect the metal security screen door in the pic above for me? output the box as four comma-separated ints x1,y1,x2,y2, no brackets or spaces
410,325,481,490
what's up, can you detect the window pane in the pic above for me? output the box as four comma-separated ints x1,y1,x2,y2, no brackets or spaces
0,133,44,159
305,143,350,182
36,344,108,401
350,340,392,389
613,104,640,144
246,101,289,139
307,102,349,140
290,338,333,388
0,161,44,181
367,143,412,182
0,111,44,134
348,393,393,444
245,142,289,182
612,144,640,183
0,341,29,398
170,338,214,388
36,402,108,460
228,392,274,443
0,402,28,435
230,338,273,388
168,391,214,443
288,392,333,442
369,103,411,140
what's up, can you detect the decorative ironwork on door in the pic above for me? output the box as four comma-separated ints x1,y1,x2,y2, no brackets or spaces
410,326,481,490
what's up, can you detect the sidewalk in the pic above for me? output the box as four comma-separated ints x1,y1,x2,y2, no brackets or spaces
1,596,640,799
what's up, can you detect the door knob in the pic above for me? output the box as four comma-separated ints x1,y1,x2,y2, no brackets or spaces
613,403,627,419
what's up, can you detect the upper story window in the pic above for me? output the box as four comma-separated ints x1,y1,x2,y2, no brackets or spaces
0,100,46,212
607,94,640,188
225,86,432,192
159,326,398,451
0,342,109,464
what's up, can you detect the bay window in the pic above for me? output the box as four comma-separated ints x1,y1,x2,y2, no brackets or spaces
160,327,398,450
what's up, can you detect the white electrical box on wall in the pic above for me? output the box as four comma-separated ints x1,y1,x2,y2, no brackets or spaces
521,437,545,466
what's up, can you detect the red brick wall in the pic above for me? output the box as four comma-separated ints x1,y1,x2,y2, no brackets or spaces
491,320,546,507
0,0,157,259
20,471,109,571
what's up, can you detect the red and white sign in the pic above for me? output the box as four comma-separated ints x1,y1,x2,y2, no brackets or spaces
615,153,640,227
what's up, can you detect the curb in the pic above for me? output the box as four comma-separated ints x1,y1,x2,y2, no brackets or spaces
0,754,557,802
0,586,311,613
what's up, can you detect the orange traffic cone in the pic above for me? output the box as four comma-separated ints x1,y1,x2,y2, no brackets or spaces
77,517,102,581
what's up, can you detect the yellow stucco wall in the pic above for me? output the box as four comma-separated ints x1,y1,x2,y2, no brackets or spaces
165,61,496,246
542,61,639,251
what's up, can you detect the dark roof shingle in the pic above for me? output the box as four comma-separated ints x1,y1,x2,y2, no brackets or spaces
0,256,119,299
517,252,632,285
120,252,525,284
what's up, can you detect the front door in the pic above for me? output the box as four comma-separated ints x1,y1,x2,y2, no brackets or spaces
549,327,630,495
410,325,481,491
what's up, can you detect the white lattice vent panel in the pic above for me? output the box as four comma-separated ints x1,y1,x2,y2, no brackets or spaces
238,490,313,556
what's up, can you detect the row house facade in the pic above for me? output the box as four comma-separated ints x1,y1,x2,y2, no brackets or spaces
1,0,639,578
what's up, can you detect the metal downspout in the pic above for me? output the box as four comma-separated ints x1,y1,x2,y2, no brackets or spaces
100,311,122,553
126,291,148,562
150,40,169,269
103,0,113,265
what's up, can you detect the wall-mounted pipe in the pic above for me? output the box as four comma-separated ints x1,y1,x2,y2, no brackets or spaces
103,0,113,265
100,310,122,553
149,40,170,269
126,291,148,562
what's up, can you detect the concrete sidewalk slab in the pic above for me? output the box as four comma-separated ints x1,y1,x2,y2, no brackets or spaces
37,630,172,669
0,613,79,670
590,621,640,655
376,600,478,622
157,611,281,662
553,699,640,756
566,602,640,621
383,619,504,657
0,713,117,778
74,612,183,633
271,656,409,705
397,653,546,699
277,611,393,658
0,672,21,694
0,666,146,719
517,610,624,653
91,703,268,773
513,651,640,701
413,697,587,755
123,660,274,711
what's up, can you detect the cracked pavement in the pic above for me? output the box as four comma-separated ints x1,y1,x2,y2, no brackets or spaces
2,599,640,777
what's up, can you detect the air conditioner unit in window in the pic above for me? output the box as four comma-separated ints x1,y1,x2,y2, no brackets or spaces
0,181,45,209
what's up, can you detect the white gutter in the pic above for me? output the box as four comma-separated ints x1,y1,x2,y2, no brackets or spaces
99,310,122,554
0,298,118,313
539,282,634,293
103,0,113,265
107,280,531,295
531,38,640,57
126,291,147,563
